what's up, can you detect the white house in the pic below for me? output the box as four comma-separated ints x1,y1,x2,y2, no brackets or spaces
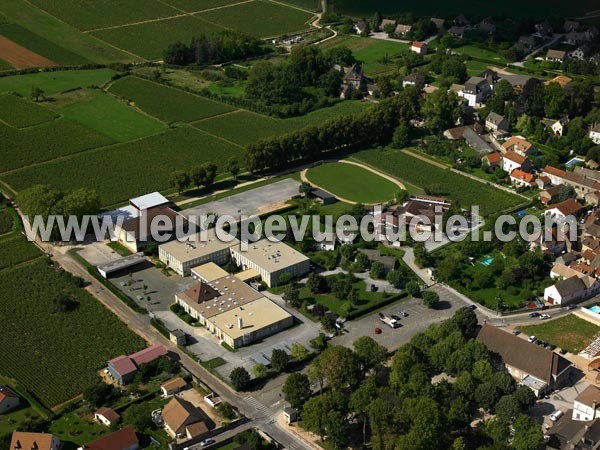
544,275,600,305
573,385,600,421
502,151,526,173
410,41,427,55
544,198,583,220
590,124,600,145
94,407,120,427
315,233,337,251
552,117,569,136
457,76,493,107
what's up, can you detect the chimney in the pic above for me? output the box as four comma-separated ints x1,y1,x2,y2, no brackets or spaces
238,317,243,329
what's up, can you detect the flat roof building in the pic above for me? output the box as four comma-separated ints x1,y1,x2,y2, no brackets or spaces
191,262,229,283
159,229,240,276
230,239,310,287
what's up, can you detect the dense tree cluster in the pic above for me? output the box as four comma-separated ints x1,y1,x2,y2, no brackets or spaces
164,31,266,66
245,87,421,172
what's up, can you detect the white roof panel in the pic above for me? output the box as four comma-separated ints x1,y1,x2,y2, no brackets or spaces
130,192,169,210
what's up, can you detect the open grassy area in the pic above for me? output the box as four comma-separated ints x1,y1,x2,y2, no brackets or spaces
0,58,13,69
3,126,242,205
108,76,234,123
53,89,166,141
0,0,135,64
306,162,398,203
192,100,369,146
353,148,525,216
521,315,600,353
318,35,409,75
0,69,116,96
454,45,509,64
0,258,145,407
0,93,58,128
0,405,40,436
200,0,313,38
0,119,115,173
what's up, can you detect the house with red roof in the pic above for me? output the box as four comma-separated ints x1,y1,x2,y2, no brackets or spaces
510,169,536,187
77,426,138,450
410,41,428,54
0,385,20,414
544,198,584,220
502,150,534,173
10,432,60,450
107,344,167,385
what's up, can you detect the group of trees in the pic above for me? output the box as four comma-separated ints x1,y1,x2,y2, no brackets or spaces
164,30,266,66
245,87,421,172
169,159,238,194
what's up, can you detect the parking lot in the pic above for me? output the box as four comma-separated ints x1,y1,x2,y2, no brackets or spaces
182,179,301,223
529,377,588,429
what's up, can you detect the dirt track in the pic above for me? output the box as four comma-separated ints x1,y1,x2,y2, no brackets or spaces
0,35,55,69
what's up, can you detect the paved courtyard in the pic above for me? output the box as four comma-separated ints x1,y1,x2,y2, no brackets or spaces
182,179,301,224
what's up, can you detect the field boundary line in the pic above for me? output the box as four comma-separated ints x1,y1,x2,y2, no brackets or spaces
402,149,448,169
347,156,425,194
192,127,245,149
82,0,255,33
189,109,244,123
0,255,47,274
265,0,315,14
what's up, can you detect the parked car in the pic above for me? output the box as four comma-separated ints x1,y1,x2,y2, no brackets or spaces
200,439,215,447
528,335,537,343
391,314,401,321
546,344,557,350
549,410,563,422
467,304,477,310
374,327,382,335
567,304,577,310
559,348,567,355
399,311,408,317
512,330,521,335
530,312,541,318
540,314,551,320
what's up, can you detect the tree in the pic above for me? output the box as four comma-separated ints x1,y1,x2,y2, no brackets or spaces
350,379,378,444
122,402,154,431
311,346,360,391
406,280,421,297
422,290,440,308
422,90,462,132
283,287,301,307
302,395,332,440
370,261,386,279
190,165,207,190
227,157,240,179
386,270,403,288
392,123,411,148
282,373,311,409
307,272,326,294
299,181,313,196
353,336,388,376
53,294,79,312
30,86,45,102
372,11,382,31
251,363,267,379
230,367,251,391
512,415,544,450
519,78,545,117
495,394,522,423
83,382,117,407
290,343,309,362
170,171,190,194
324,410,347,449
271,349,290,373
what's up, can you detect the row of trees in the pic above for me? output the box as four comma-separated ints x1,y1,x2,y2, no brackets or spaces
245,87,422,172
164,30,266,66
169,159,239,194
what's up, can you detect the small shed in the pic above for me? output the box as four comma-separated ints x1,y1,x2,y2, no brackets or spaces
94,407,120,427
310,188,337,205
160,377,187,397
283,407,298,424
169,329,187,346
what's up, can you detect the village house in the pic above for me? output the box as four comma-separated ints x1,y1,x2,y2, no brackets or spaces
539,184,564,205
10,433,61,450
573,385,600,421
564,20,580,33
546,49,567,62
77,426,139,450
161,377,187,397
552,117,569,136
502,151,533,173
354,20,368,35
483,152,503,171
162,397,209,441
569,44,590,60
94,407,120,427
478,17,496,34
545,75,572,88
534,20,553,38
107,344,168,385
477,324,572,396
544,198,584,221
516,35,537,52
501,136,535,156
510,169,536,187
410,41,427,55
536,175,551,189
590,124,600,145
485,112,509,132
340,64,366,99
543,165,567,185
0,386,20,414
454,14,471,27
430,18,445,29
457,76,493,107
394,24,412,35
403,72,426,88
447,25,466,39
379,18,396,31
544,275,600,305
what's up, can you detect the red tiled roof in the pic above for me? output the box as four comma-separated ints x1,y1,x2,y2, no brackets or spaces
510,169,535,183
80,427,138,450
543,165,566,178
130,344,167,366
502,136,533,153
108,355,137,377
486,152,502,164
412,41,426,48
0,385,18,403
503,150,526,164
10,433,58,450
546,198,583,216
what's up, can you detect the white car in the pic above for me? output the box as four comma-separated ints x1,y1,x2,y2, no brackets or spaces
540,314,551,320
200,439,215,447
550,410,563,422
528,335,536,343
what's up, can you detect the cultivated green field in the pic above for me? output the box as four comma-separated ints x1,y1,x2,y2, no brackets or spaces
0,120,114,173
3,127,242,205
90,15,222,60
0,208,13,235
0,234,42,270
0,258,144,407
28,0,179,31
54,89,166,141
192,101,369,146
160,0,247,11
306,162,399,203
108,76,234,122
0,58,12,70
200,0,313,38
0,0,135,64
354,148,524,215
0,22,90,65
0,69,116,96
0,94,59,128
277,0,321,10
319,35,409,75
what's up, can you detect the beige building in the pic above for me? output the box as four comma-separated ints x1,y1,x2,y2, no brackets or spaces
229,239,310,287
159,229,240,276
191,262,229,283
175,275,293,348
161,397,208,441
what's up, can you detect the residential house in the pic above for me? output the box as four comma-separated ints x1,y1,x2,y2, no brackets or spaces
590,124,600,145
403,72,425,88
340,64,365,99
563,171,600,199
534,20,553,38
162,397,209,440
517,35,537,52
547,49,567,62
540,184,564,205
10,433,61,450
161,377,187,397
447,26,466,38
354,20,368,35
457,76,493,107
501,136,535,156
94,407,120,427
549,413,600,449
510,169,536,187
462,127,493,155
454,14,471,27
477,324,572,396
552,117,569,136
410,41,427,55
586,26,599,41
587,191,600,207
0,386,20,414
545,75,573,88
77,427,139,450
588,160,600,170
502,151,533,173
564,31,586,45
573,385,600,421
544,275,600,305
485,112,509,132
394,24,412,35
430,18,445,29
483,152,503,171
536,175,551,189
379,18,396,31
543,165,567,185
478,17,496,34
544,198,583,220
569,44,590,60
107,344,168,385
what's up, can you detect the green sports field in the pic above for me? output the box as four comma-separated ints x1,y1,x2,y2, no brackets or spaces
0,94,59,128
53,89,166,141
0,69,116,96
306,162,399,203
108,76,234,122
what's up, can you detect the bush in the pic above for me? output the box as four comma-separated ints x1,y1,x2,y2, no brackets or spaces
423,290,440,308
230,367,251,391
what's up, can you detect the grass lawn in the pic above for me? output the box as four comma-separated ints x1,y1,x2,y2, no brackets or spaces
0,406,39,436
53,89,167,142
0,93,59,128
454,45,508,64
521,315,600,353
0,69,116,96
305,162,398,203
48,410,111,450
0,58,13,69
107,241,133,256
